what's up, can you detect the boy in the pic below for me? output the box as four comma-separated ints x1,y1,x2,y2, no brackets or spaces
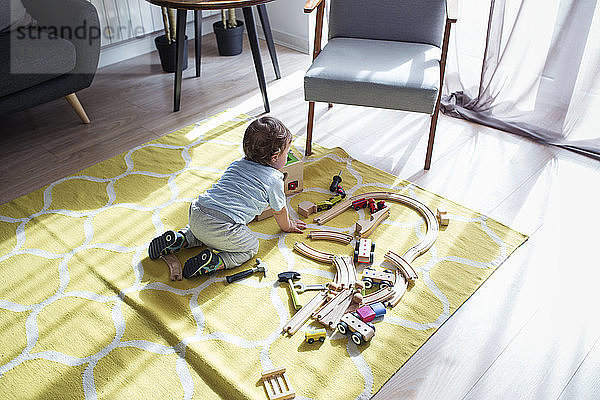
148,117,307,278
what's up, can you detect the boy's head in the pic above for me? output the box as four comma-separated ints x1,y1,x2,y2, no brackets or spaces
243,117,292,167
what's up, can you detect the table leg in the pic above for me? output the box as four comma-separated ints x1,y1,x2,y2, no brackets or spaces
256,4,281,79
242,6,269,113
194,10,201,77
174,9,187,112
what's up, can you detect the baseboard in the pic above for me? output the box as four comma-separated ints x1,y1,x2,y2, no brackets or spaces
258,29,309,54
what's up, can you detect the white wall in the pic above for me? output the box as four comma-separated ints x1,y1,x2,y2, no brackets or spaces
98,2,311,68
257,0,310,53
98,14,220,68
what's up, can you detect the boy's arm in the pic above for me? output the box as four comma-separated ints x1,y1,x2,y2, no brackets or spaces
272,206,307,233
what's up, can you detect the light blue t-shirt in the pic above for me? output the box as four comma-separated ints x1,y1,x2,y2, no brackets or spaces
195,158,286,225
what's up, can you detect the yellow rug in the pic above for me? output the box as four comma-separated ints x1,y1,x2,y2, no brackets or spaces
0,113,527,399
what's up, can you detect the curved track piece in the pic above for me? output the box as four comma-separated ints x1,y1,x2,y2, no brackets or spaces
308,230,353,244
313,191,439,310
293,242,335,263
385,250,418,281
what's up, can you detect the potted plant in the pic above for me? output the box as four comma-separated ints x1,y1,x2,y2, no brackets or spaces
154,7,189,73
213,8,244,56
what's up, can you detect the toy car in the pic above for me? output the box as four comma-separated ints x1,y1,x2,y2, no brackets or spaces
305,328,326,344
361,267,394,289
354,238,375,264
337,312,375,345
355,302,387,323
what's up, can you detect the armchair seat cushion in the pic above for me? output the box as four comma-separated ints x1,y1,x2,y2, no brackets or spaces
304,37,441,114
0,30,76,97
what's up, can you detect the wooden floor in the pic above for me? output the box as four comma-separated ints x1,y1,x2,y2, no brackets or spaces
2,35,599,400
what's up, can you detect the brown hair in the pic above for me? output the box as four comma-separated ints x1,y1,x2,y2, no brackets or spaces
243,116,292,166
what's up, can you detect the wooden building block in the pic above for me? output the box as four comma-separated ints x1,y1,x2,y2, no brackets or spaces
297,200,317,218
436,208,449,226
255,207,274,221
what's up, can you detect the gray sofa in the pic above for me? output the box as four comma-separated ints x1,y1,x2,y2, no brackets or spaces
0,0,100,122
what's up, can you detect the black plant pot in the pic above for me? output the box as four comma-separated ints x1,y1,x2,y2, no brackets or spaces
154,34,189,73
213,20,244,56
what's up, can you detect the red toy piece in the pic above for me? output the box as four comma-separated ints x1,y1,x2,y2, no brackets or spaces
352,198,368,210
356,302,387,322
367,198,377,213
356,305,376,322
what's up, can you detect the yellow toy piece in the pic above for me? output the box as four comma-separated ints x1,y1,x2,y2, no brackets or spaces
304,328,327,344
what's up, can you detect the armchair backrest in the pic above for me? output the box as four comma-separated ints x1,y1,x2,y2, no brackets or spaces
328,0,447,48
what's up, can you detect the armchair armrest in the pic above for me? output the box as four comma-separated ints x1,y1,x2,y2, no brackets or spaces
21,0,100,76
304,0,324,13
446,0,458,23
305,0,326,60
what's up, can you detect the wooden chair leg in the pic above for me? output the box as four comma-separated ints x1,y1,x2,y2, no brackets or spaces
424,107,440,170
306,101,315,156
65,93,90,124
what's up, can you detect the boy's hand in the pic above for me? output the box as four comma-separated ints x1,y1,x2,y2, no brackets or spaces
284,219,307,233
273,206,308,233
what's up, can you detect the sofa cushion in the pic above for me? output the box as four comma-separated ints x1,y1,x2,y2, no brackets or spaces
0,29,76,97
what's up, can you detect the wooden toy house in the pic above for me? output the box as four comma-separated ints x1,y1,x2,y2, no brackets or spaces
280,147,303,196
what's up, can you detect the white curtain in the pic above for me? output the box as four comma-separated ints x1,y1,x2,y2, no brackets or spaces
441,0,600,158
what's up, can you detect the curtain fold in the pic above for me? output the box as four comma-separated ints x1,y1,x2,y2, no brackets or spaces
441,0,600,159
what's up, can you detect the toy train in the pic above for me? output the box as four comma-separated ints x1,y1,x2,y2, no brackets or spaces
317,194,345,211
354,238,375,264
337,302,387,345
352,198,386,213
337,312,375,345
361,267,394,289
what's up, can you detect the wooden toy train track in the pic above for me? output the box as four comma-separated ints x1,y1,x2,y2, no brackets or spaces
284,191,440,334
307,229,353,244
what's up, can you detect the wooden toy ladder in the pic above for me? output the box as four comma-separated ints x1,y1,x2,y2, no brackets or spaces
260,367,295,400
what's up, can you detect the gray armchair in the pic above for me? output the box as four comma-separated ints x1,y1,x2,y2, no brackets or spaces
304,0,458,170
0,0,100,123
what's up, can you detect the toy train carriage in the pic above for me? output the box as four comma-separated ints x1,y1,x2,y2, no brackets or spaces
317,194,344,211
337,312,376,345
361,267,394,289
352,198,368,210
352,198,386,213
354,238,375,264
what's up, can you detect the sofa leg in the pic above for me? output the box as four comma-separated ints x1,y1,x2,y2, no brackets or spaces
65,93,90,124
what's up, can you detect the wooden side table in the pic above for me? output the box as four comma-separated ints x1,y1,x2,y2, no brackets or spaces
147,0,281,113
